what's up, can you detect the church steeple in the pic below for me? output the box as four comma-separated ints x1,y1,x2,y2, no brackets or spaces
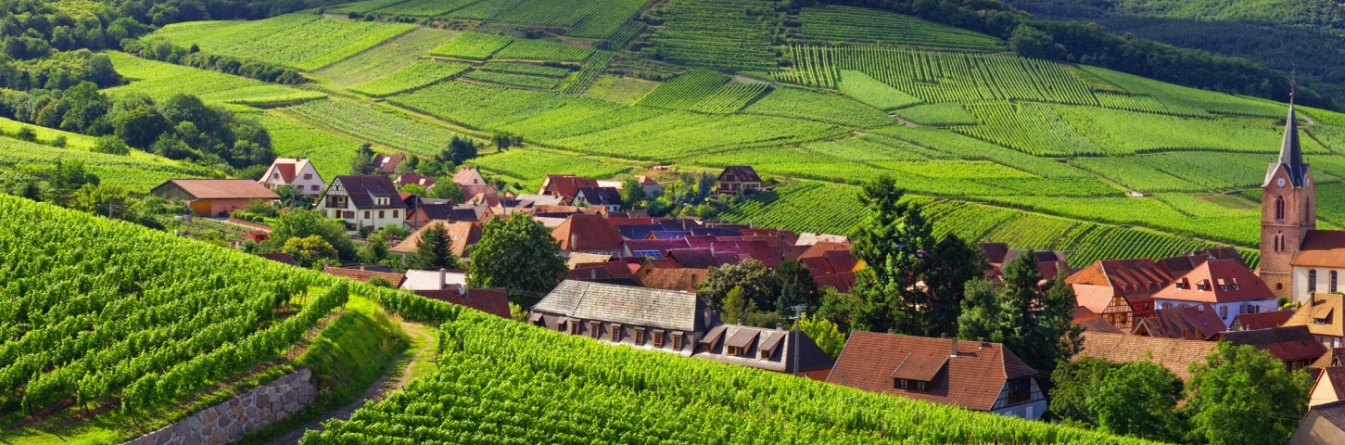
1278,96,1307,187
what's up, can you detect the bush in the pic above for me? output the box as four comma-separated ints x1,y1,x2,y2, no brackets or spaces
15,126,36,141
92,135,130,155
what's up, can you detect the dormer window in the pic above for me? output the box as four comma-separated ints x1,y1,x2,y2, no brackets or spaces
728,345,747,357
609,324,622,342
634,328,645,345
894,379,928,392
653,331,665,347
672,332,684,350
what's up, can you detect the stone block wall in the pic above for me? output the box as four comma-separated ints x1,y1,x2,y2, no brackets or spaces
121,368,318,445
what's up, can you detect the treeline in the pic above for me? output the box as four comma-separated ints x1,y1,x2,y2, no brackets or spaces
806,0,1334,109
110,0,350,25
124,38,307,85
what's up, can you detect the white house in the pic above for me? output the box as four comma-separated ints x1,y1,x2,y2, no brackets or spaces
1291,231,1345,301
316,175,406,233
1151,258,1279,327
598,176,663,197
259,158,324,196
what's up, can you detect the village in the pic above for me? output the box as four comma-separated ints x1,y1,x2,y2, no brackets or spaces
137,106,1345,444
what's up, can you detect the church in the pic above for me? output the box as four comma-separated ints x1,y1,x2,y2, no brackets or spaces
1259,101,1345,303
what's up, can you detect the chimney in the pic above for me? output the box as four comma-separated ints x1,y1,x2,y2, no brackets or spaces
977,337,984,350
775,322,784,331
438,268,446,291
887,328,893,334
950,338,958,358
571,233,578,250
359,263,365,272
591,269,597,279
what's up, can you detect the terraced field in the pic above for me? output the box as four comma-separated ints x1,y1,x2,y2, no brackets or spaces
314,27,460,87
105,52,325,105
285,99,479,157
151,14,416,71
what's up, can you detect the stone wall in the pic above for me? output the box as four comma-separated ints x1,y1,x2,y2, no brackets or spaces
121,369,317,445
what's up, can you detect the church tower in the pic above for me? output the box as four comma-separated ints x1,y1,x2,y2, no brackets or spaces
1260,100,1315,298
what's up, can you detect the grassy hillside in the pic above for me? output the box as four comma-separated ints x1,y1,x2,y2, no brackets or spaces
119,6,1333,266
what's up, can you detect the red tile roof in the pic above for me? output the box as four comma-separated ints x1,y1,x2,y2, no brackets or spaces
1066,259,1173,297
553,214,625,252
710,240,779,267
542,175,600,200
374,154,404,174
1077,332,1215,381
1220,326,1329,363
1231,310,1295,331
415,288,510,318
255,252,296,266
1293,230,1345,268
1073,306,1123,334
1153,259,1275,304
276,163,296,183
814,272,856,293
389,220,480,257
827,332,1038,411
1133,303,1226,340
639,268,709,292
152,179,280,200
799,241,852,259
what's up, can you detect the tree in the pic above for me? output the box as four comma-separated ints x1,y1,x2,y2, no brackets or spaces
696,259,776,312
399,184,426,195
956,278,1002,343
773,260,819,313
721,286,752,325
848,175,933,334
426,180,465,202
491,132,518,151
1050,357,1118,427
70,183,129,217
411,223,462,270
995,252,1082,375
350,143,375,175
620,177,645,208
815,287,859,332
796,315,845,359
1089,361,1186,442
1185,343,1313,445
92,135,130,155
922,234,986,338
443,136,477,165
114,105,169,149
468,213,567,307
267,209,356,260
283,235,338,268
273,184,302,207
1010,24,1061,60
359,236,390,266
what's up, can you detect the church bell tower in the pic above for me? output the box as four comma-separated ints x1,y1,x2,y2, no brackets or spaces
1260,98,1315,299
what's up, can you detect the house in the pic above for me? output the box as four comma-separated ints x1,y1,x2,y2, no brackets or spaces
666,248,740,269
570,261,640,285
1157,247,1246,276
540,175,600,203
254,252,296,266
1292,231,1345,303
1285,293,1345,350
1310,367,1345,407
415,287,511,319
716,166,762,194
406,203,493,229
1067,259,1174,331
1076,331,1216,381
1132,303,1226,340
1151,259,1277,326
625,239,691,259
388,220,480,259
1073,306,1123,334
316,175,405,233
553,214,625,254
1289,400,1345,445
796,232,849,246
259,158,324,195
981,243,1069,281
373,154,404,174
1229,310,1295,331
827,332,1046,419
528,280,718,357
322,265,406,288
696,323,835,380
150,179,280,217
453,168,500,204
401,269,468,292
573,186,623,212
393,175,436,190
598,176,662,197
1216,326,1327,371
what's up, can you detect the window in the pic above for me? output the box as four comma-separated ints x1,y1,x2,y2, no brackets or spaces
1219,305,1228,319
344,211,355,219
272,173,279,179
1246,305,1258,314
311,185,319,191
1007,378,1033,405
378,211,385,219
610,325,621,342
1333,271,1339,293
653,332,665,347
393,210,399,218
589,322,601,339
1310,270,1318,293
1276,196,1286,220
634,329,645,345
896,379,909,390
915,381,927,391
1334,338,1340,348
672,333,684,350
304,174,312,180
728,345,745,357
363,211,370,219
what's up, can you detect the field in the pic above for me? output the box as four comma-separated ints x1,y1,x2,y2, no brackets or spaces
582,75,659,104
255,113,363,178
0,117,98,150
284,99,479,157
0,137,217,192
314,27,460,87
561,50,616,94
151,14,417,71
635,70,731,109
105,52,325,105
493,38,594,62
740,86,895,128
838,70,922,111
480,62,572,78
464,70,562,89
1080,66,1287,118
1053,104,1304,155
468,149,634,190
956,101,1105,156
895,102,976,126
349,60,472,96
641,0,782,70
389,81,571,129
798,5,1003,50
429,32,515,60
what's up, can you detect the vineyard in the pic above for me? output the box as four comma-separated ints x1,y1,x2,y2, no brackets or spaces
561,50,615,94
0,138,217,192
390,81,571,129
464,70,562,89
467,149,634,190
641,0,782,70
429,32,515,60
956,102,1105,156
837,70,922,111
740,86,895,128
313,28,459,87
151,14,416,71
493,38,594,63
284,100,479,158
105,52,325,105
256,114,364,177
479,62,572,78
0,117,97,150
797,5,1003,50
894,102,976,126
349,61,472,96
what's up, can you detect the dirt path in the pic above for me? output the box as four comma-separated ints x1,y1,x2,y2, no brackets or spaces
260,322,435,445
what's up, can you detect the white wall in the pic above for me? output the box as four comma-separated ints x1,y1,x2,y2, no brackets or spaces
1294,266,1345,303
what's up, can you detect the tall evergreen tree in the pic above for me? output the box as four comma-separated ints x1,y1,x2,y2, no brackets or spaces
350,143,375,175
848,175,935,334
963,251,1082,375
411,223,461,270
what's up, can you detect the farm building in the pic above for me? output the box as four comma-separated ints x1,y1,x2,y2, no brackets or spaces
150,179,279,217
259,158,324,196
716,166,762,194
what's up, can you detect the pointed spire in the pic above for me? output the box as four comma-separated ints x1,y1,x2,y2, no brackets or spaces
1278,91,1306,186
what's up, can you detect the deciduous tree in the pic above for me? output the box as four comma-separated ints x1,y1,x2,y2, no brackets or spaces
1185,343,1312,445
468,213,567,307
283,234,338,268
696,259,776,312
